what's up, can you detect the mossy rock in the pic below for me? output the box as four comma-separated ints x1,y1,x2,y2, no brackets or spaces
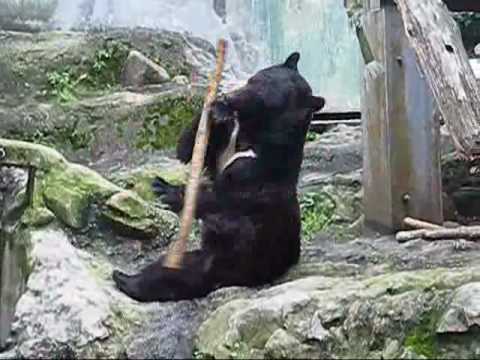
101,190,178,240
195,266,480,359
43,185,91,230
0,29,207,107
111,164,189,202
134,94,204,151
22,206,56,228
0,139,177,241
1,86,205,162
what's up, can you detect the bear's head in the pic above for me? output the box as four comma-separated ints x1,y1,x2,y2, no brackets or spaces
212,52,325,149
215,52,325,127
176,52,326,181
209,52,326,182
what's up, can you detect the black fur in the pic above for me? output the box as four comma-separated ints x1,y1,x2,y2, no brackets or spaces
113,52,326,302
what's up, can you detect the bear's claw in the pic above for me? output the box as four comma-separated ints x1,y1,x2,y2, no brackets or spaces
112,270,145,302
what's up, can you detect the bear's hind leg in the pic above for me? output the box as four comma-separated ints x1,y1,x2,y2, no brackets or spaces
113,250,215,302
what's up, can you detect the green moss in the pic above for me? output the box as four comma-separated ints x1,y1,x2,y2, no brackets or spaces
43,184,91,230
100,190,179,240
135,95,203,150
299,191,336,242
404,310,442,359
22,206,55,228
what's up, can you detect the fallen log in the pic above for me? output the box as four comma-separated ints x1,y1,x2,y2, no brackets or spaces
395,0,480,159
397,216,444,242
403,216,443,230
397,217,480,242
423,226,480,240
396,229,428,243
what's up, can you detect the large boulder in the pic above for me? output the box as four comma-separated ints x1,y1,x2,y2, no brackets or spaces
7,229,144,358
194,237,480,359
121,50,171,87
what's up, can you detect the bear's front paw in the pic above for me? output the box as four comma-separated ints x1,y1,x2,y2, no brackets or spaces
210,97,236,126
112,270,147,302
152,177,184,213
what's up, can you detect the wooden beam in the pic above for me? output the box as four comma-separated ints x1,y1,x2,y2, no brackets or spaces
443,0,480,12
313,111,361,121
396,0,480,159
362,0,443,233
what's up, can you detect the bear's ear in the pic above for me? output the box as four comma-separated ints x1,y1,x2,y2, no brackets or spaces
307,96,326,111
284,52,300,70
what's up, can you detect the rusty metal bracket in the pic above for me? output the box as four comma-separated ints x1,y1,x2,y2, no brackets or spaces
0,146,37,207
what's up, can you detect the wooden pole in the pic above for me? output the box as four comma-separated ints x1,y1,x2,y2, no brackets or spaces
163,39,227,269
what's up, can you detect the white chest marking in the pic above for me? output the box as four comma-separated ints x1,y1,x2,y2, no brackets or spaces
222,149,257,172
217,118,257,173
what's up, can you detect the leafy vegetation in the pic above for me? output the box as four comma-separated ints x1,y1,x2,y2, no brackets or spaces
299,191,336,241
306,131,320,142
45,41,128,103
404,310,442,359
86,42,129,89
46,71,84,103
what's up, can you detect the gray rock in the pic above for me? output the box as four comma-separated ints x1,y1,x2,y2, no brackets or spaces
194,270,466,359
172,75,190,85
121,50,171,87
9,229,142,358
126,301,202,359
437,282,480,334
300,124,362,190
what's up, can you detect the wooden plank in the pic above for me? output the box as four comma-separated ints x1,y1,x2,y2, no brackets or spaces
362,1,392,233
401,41,443,225
362,0,443,233
396,0,480,159
313,111,361,120
310,120,361,133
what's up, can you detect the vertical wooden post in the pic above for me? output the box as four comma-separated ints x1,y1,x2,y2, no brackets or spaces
362,0,443,233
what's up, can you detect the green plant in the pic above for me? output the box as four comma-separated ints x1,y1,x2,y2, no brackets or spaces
46,70,87,103
306,131,320,142
45,41,128,103
404,310,442,359
299,191,337,241
87,42,129,89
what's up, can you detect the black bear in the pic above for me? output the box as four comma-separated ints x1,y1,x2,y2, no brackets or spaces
112,52,326,302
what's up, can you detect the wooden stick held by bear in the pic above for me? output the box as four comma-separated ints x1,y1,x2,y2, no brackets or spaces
163,39,227,269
